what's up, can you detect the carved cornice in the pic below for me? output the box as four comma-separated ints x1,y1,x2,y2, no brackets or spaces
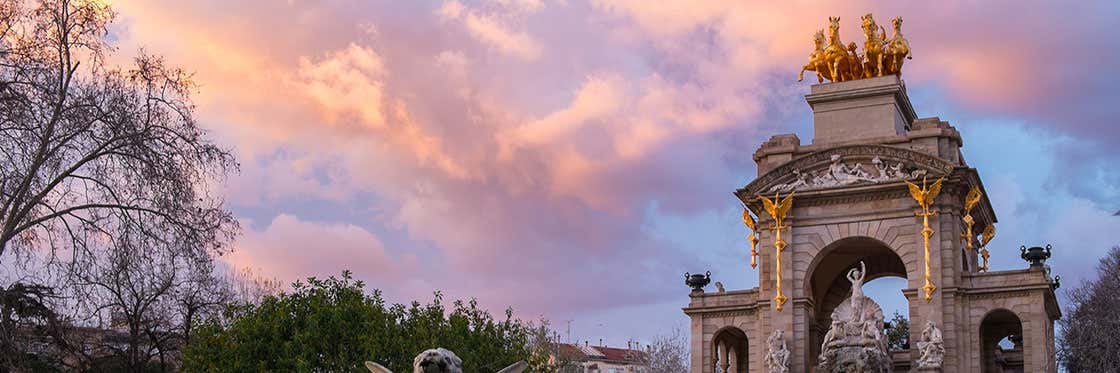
737,144,957,199
700,309,760,319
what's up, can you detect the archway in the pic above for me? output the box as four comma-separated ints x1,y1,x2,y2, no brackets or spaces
804,236,909,368
980,309,1024,373
711,327,748,373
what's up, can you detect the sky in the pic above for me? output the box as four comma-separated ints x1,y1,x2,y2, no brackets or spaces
104,0,1120,347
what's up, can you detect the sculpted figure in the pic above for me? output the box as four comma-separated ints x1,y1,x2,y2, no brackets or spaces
916,321,945,369
818,261,890,373
860,13,887,77
824,17,858,82
798,29,832,83
883,17,912,76
821,319,844,349
764,330,791,373
846,42,863,80
828,155,874,186
715,281,726,293
366,348,527,373
872,157,889,180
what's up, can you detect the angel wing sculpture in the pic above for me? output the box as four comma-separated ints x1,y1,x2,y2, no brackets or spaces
742,209,757,230
980,224,996,247
761,192,794,221
964,186,982,213
906,177,944,208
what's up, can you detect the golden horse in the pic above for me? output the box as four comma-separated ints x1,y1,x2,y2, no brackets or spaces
797,29,831,83
860,13,887,78
846,42,863,80
824,17,858,82
883,17,912,76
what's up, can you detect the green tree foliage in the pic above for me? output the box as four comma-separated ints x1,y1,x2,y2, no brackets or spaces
884,311,909,351
182,271,542,372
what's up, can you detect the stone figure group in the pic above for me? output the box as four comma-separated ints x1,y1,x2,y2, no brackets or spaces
817,261,892,373
366,348,527,373
768,155,926,193
764,330,791,373
799,14,912,83
916,320,945,370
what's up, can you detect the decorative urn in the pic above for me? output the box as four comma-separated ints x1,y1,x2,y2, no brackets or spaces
685,271,711,293
1020,244,1052,268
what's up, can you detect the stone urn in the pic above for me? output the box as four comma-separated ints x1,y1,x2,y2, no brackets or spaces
685,271,711,293
1020,244,1052,268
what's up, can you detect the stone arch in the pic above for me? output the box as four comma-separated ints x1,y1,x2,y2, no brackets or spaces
710,326,749,373
795,218,920,299
980,308,1024,373
802,235,910,368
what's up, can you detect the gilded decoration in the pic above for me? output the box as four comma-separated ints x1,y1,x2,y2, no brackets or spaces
761,192,794,311
799,14,912,83
906,176,944,302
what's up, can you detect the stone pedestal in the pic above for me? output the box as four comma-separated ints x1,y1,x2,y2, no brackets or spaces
806,75,915,144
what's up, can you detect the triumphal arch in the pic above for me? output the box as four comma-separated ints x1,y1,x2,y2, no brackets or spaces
683,14,1060,373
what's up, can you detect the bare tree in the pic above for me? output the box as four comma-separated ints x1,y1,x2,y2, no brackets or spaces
0,0,238,370
1058,246,1120,372
0,0,237,269
641,329,689,373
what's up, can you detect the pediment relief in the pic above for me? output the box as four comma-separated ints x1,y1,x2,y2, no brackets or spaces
739,145,956,197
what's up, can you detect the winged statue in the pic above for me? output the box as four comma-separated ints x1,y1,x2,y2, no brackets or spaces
980,224,996,247
906,177,944,208
964,186,982,213
742,209,757,230
760,192,795,221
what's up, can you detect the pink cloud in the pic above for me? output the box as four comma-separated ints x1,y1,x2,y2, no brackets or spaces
226,214,408,285
106,0,1120,323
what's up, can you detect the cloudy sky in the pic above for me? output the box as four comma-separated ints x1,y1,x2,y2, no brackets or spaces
107,0,1119,345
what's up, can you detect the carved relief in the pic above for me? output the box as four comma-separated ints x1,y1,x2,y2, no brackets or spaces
740,144,956,197
766,155,928,193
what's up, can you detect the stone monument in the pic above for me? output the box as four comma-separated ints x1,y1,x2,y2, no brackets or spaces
816,262,891,373
683,14,1060,373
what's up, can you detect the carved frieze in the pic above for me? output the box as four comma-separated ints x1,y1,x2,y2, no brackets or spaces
739,144,956,198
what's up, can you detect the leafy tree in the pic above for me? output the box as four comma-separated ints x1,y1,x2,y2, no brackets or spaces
182,271,545,373
884,311,909,351
1058,246,1120,371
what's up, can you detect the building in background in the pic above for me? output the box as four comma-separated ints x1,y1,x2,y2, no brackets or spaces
552,342,648,373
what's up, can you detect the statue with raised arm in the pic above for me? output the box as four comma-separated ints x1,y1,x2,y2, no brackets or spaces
817,261,890,373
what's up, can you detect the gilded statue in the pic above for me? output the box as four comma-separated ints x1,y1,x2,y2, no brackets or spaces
798,14,913,83
798,29,830,83
760,192,794,311
906,176,944,301
742,209,760,268
824,17,859,82
860,14,887,78
882,17,912,76
979,224,996,271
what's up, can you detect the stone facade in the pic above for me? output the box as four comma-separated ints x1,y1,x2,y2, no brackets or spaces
683,76,1060,372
